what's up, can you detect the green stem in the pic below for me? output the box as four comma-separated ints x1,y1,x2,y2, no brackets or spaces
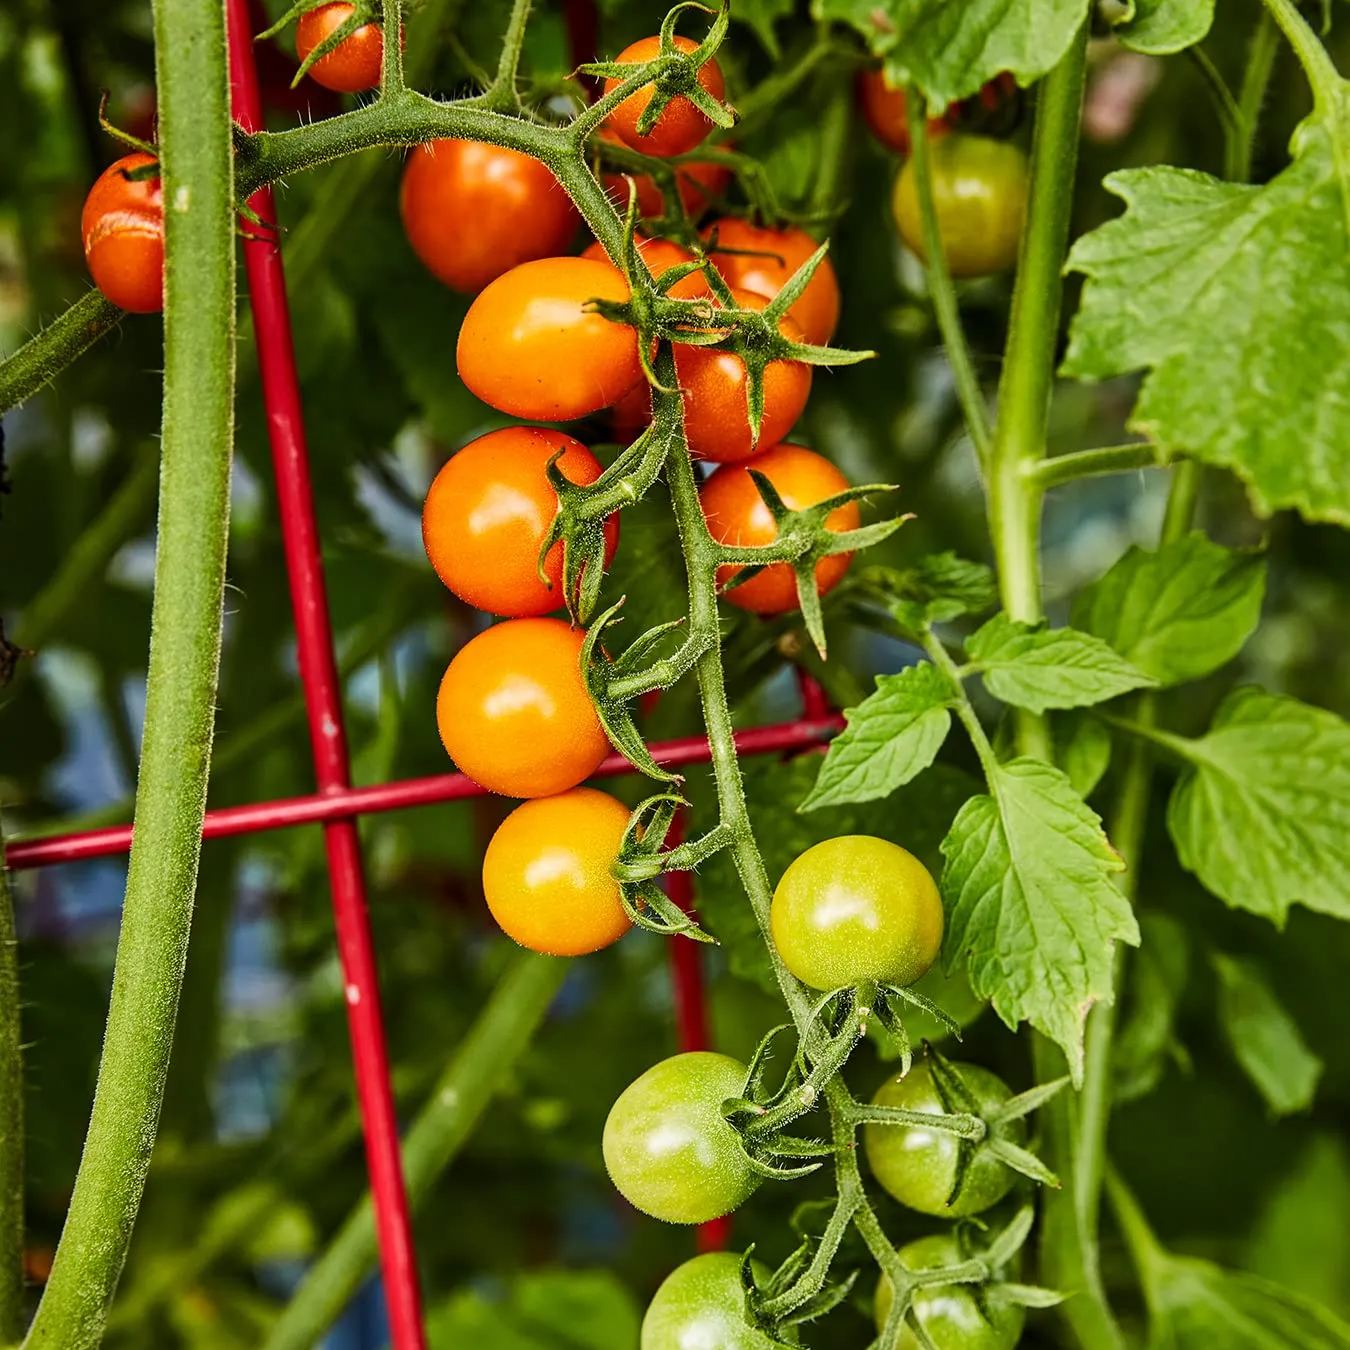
1235,14,1278,184
0,291,121,417
261,954,565,1350
1259,0,1342,114
483,0,532,109
1030,442,1166,491
0,826,22,1350
380,0,405,93
22,0,236,1342
808,78,853,222
906,95,994,469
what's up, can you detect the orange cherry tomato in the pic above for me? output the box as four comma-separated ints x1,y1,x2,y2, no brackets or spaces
482,787,633,955
437,618,610,797
675,288,811,464
580,235,710,300
700,444,860,615
704,218,841,346
295,2,384,93
422,427,619,618
610,378,654,440
856,68,952,156
456,256,643,421
81,153,163,314
400,140,579,294
598,127,732,222
603,35,726,158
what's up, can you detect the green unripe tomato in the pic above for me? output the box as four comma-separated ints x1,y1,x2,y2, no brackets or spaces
770,836,944,991
875,1234,1024,1349
641,1252,780,1349
863,1061,1022,1217
603,1052,760,1225
892,135,1029,278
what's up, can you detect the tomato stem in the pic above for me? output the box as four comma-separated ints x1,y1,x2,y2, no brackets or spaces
0,290,121,416
1028,441,1169,490
20,0,238,1342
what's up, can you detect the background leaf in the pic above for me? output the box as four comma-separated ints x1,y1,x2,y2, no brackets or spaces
1114,0,1216,53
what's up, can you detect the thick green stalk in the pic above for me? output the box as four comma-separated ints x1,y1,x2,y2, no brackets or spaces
0,291,120,417
21,0,236,1343
1030,442,1166,490
0,827,21,1350
262,954,565,1350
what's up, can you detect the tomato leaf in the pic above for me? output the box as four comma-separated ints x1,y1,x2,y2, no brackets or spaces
800,662,955,811
1212,953,1323,1117
1165,689,1350,925
1112,912,1190,1104
810,0,1084,109
940,758,1140,1081
1056,710,1113,799
967,613,1156,713
1111,0,1215,54
1063,122,1350,524
846,554,997,637
732,0,795,55
1072,533,1266,687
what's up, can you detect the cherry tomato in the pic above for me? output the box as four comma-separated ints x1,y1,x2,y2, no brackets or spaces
295,2,383,93
675,288,811,463
481,788,631,956
436,617,609,797
603,1051,760,1225
864,1061,1022,1218
704,218,841,345
892,135,1029,278
603,35,726,158
81,153,163,314
770,836,944,991
400,140,579,293
699,444,860,615
580,235,710,299
598,126,732,222
422,427,618,618
457,256,643,421
641,1253,778,1349
857,68,952,156
875,1235,1025,1349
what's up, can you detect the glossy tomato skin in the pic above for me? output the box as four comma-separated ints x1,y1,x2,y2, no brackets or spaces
580,235,710,300
457,257,643,421
771,836,944,991
893,135,1029,278
481,788,631,955
599,127,732,222
641,1253,779,1350
295,2,383,93
857,68,951,155
400,140,578,293
603,35,725,158
436,618,609,797
875,1235,1024,1350
603,1052,760,1225
704,218,840,345
676,289,811,464
700,444,860,615
864,1061,1022,1218
422,427,618,618
81,153,163,314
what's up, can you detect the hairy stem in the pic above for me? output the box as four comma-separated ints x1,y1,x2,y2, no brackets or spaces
22,0,236,1342
1030,442,1166,490
0,827,21,1349
0,291,120,417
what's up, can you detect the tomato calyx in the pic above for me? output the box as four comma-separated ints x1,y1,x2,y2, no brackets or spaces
96,92,157,159
581,3,737,142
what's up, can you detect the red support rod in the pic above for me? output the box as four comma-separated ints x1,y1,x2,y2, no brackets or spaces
225,6,426,1346
7,717,843,870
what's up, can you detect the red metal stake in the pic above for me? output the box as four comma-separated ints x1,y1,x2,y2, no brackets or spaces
225,5,426,1345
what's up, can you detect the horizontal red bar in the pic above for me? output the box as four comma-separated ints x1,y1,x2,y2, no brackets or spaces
6,716,842,871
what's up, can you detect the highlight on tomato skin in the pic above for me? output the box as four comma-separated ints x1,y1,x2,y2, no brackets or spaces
295,2,385,93
602,35,726,159
81,152,164,314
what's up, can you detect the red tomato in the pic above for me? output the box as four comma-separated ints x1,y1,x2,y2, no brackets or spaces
704,218,841,346
856,68,952,155
81,153,164,314
436,618,610,797
456,257,643,421
700,444,860,615
422,427,619,617
580,235,710,299
295,2,383,93
610,378,654,439
482,788,632,955
400,140,579,293
675,288,811,463
603,35,725,158
598,127,732,221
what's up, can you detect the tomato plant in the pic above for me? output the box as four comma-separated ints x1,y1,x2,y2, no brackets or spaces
5,2,1350,1349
